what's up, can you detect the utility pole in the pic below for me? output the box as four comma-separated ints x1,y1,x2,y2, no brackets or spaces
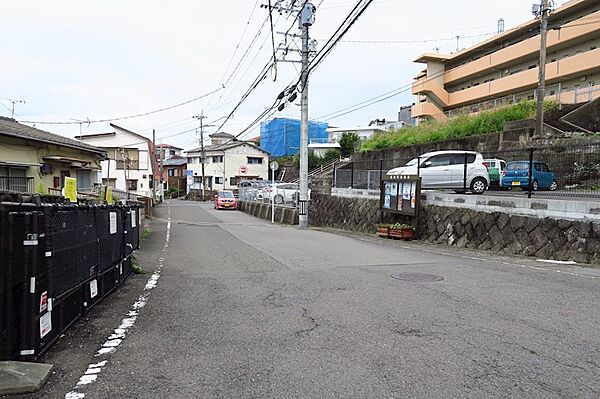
159,139,164,202
298,1,315,230
194,112,212,199
534,0,551,136
152,129,156,203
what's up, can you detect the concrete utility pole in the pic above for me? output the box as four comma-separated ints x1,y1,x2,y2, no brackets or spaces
298,1,315,230
152,129,156,203
159,139,164,202
193,112,210,199
534,0,551,136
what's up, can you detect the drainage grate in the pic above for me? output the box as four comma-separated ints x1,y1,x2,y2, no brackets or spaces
391,272,444,282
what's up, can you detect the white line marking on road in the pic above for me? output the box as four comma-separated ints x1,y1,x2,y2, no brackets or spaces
64,206,172,399
536,259,577,265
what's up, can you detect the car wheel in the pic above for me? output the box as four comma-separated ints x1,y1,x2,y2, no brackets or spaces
274,194,284,204
470,177,487,194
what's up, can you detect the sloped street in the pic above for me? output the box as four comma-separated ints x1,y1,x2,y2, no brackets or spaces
16,201,600,398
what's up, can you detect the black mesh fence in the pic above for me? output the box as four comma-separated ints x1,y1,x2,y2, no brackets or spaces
333,142,600,198
0,202,142,361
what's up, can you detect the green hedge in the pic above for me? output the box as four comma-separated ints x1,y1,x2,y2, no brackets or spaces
361,100,557,151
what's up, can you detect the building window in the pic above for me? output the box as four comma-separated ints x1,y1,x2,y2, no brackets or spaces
76,170,92,191
168,169,175,177
230,177,238,185
169,150,176,156
212,156,224,163
215,177,223,184
247,157,263,164
187,157,198,164
127,179,138,191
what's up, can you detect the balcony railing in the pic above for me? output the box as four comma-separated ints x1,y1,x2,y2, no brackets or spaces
0,177,35,193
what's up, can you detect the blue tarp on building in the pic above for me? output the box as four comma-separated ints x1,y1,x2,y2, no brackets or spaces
260,118,328,157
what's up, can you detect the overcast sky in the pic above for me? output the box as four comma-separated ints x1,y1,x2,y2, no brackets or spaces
0,0,562,150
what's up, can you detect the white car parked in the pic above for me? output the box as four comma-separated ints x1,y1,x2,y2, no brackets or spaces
260,183,311,205
387,150,490,194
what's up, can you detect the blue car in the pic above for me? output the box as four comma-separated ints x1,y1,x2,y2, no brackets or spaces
501,161,558,191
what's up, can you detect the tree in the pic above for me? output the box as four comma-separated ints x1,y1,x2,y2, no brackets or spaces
339,131,360,156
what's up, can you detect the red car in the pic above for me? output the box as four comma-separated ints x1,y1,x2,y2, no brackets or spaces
214,190,237,210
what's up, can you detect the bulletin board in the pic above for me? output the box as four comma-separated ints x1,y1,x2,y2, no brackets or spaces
380,175,421,217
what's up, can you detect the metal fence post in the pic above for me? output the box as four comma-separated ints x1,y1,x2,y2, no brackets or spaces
332,161,336,188
417,157,421,177
528,147,534,199
463,152,468,192
350,162,354,189
379,159,383,186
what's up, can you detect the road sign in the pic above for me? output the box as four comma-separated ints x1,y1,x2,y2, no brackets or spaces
239,165,248,175
270,160,279,171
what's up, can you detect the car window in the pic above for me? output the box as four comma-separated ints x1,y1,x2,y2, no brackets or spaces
426,155,452,167
500,161,506,169
451,154,476,165
488,161,496,168
534,163,542,171
539,163,550,172
506,162,528,171
219,191,234,198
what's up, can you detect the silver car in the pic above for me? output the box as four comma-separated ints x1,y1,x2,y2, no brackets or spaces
387,150,490,194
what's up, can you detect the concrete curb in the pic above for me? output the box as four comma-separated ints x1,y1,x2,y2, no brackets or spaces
0,361,54,395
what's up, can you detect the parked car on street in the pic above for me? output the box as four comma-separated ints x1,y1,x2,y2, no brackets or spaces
239,180,270,201
501,160,558,191
260,183,310,205
483,158,506,188
387,150,490,194
214,190,238,210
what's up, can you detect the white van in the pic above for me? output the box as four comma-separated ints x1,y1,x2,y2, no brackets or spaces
387,150,490,194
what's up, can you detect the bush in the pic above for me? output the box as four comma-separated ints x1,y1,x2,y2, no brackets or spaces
361,100,557,151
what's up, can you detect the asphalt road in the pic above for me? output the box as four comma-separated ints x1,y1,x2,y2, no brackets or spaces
17,200,600,398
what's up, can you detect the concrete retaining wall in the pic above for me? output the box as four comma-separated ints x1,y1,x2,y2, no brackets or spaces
237,201,299,225
309,193,600,265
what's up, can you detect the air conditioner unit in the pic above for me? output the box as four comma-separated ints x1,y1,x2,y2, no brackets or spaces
40,163,53,174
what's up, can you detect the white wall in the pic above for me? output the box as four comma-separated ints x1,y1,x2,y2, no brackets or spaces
78,127,154,198
186,143,269,191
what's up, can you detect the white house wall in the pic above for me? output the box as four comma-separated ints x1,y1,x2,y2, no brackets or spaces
187,143,269,191
77,127,154,198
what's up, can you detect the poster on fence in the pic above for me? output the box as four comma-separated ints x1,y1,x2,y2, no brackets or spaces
131,210,137,228
63,177,77,202
109,212,117,234
106,186,113,204
40,312,52,338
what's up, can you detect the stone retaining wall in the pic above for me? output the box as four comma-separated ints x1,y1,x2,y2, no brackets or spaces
308,193,600,265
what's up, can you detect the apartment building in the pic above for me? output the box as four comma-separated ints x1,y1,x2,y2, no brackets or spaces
412,0,600,123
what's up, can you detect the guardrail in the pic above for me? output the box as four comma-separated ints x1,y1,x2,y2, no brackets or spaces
0,201,141,361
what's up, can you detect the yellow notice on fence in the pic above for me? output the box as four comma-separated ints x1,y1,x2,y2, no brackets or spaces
63,177,77,202
105,186,113,204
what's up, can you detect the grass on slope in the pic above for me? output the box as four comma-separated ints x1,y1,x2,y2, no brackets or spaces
362,100,557,151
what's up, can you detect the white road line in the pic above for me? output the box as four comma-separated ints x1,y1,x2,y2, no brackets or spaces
64,204,171,399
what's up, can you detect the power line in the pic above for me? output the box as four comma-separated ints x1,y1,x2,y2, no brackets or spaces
18,87,223,125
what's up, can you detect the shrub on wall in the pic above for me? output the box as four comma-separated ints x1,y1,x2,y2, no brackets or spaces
361,100,557,151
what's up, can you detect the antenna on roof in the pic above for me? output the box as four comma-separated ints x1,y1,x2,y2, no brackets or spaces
498,18,505,33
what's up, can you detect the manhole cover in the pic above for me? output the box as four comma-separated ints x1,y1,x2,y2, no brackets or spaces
391,272,444,282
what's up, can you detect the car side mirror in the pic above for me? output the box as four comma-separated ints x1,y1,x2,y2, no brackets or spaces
422,161,432,168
